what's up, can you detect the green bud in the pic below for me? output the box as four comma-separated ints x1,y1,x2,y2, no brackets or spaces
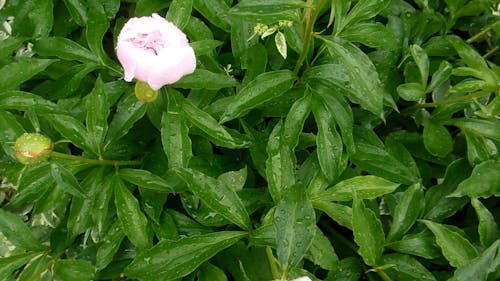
14,133,53,165
135,81,158,102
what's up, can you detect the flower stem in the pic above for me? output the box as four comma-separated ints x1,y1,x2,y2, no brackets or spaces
266,246,281,280
50,151,141,166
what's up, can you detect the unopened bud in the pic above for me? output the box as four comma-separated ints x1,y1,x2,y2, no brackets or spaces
135,80,158,102
14,133,53,165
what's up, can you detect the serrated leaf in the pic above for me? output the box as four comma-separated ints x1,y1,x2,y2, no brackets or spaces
0,209,45,251
50,162,87,198
274,183,316,271
319,175,400,202
352,193,385,266
175,168,251,230
220,70,297,123
449,160,500,198
125,231,246,280
420,220,478,267
114,176,151,250
387,183,425,242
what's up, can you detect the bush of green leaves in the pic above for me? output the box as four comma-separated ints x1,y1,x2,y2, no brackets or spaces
1,0,499,280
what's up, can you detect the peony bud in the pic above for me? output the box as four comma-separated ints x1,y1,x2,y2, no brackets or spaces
14,133,53,165
116,13,196,90
135,80,158,102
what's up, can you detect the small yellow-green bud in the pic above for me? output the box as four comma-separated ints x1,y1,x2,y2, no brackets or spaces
135,80,158,102
14,133,53,165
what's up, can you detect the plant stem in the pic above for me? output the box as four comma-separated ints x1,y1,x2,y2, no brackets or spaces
403,84,500,114
376,269,393,281
50,151,141,166
467,19,500,43
266,246,281,280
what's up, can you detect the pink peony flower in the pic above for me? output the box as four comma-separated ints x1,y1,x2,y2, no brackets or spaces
116,13,196,90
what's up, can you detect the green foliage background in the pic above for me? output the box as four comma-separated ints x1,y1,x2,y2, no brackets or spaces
0,0,499,280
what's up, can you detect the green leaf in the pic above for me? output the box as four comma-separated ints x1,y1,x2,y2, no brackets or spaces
220,70,297,123
0,91,60,113
173,69,238,90
386,230,442,259
310,80,355,154
193,0,231,31
451,239,500,281
46,64,99,99
85,77,109,156
427,60,453,92
471,199,499,248
16,254,50,281
9,164,55,207
190,40,223,56
423,121,453,157
53,259,95,281
161,92,192,169
306,227,339,270
197,262,228,281
105,91,147,148
174,168,251,230
326,257,362,281
410,44,430,86
311,97,343,182
449,160,500,198
50,163,87,198
0,209,45,251
0,252,40,281
96,221,125,270
312,199,352,229
275,31,287,59
274,183,316,271
0,110,25,142
448,118,500,141
447,35,497,85
0,59,56,91
166,0,193,29
420,220,478,267
352,193,385,266
342,0,391,31
339,22,398,50
229,0,307,23
387,183,425,242
182,97,248,148
119,168,176,193
351,142,419,185
125,231,246,280
265,120,295,203
397,82,426,101
43,114,89,151
86,0,113,69
380,253,437,281
322,36,385,118
63,0,87,25
318,175,400,202
114,176,151,250
33,37,99,63
218,167,247,192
